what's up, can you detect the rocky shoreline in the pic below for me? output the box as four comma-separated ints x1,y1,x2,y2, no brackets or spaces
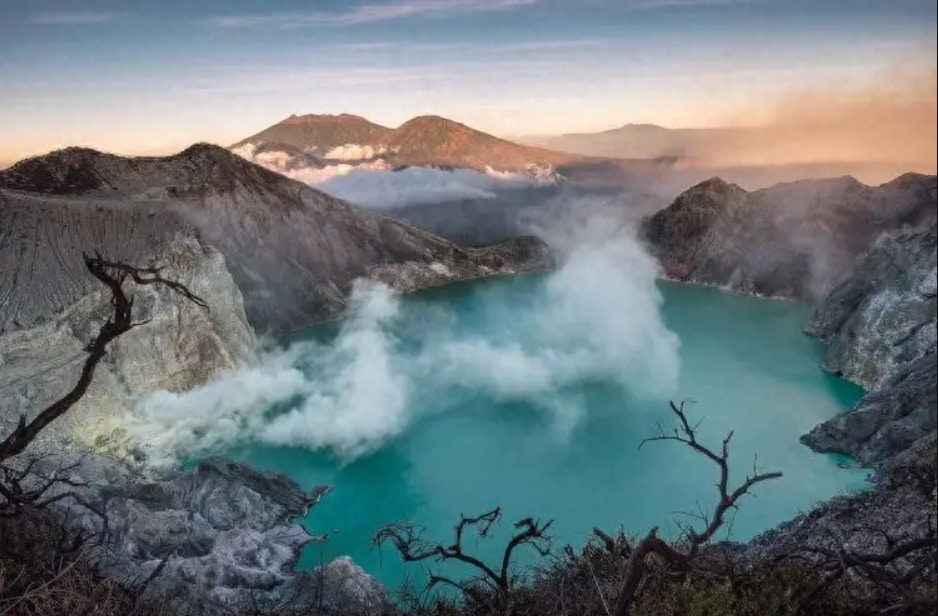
16,452,388,615
742,220,937,571
642,181,936,578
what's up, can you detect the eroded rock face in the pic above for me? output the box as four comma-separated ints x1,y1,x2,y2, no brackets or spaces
0,145,555,445
801,223,937,464
0,192,256,451
643,173,937,300
642,173,937,467
25,453,388,616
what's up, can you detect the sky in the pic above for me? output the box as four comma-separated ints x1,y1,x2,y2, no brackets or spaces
0,0,935,165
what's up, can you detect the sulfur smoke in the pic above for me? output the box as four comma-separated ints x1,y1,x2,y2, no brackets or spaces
119,232,680,466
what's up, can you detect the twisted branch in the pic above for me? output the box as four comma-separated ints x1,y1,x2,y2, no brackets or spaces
0,255,207,498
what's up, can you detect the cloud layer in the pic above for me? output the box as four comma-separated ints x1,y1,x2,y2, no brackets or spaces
26,11,121,25
232,143,555,208
214,0,537,28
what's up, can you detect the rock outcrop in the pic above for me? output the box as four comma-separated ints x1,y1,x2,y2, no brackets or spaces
643,173,937,299
24,453,387,615
745,431,936,568
0,188,256,450
709,218,936,586
801,223,937,464
645,172,936,572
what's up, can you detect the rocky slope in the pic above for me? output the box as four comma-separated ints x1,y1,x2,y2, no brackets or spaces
22,452,387,615
701,197,936,591
0,144,554,334
801,222,937,464
0,188,255,450
642,172,937,465
642,173,937,299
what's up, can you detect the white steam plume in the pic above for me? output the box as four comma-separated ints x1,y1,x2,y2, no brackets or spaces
120,233,679,466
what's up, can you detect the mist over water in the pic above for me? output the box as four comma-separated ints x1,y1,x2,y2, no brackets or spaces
123,234,679,463
118,233,868,590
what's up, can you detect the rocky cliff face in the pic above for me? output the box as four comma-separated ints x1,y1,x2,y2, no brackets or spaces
0,187,256,451
643,173,937,299
801,223,937,464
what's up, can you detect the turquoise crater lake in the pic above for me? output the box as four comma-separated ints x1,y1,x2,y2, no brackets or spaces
190,269,868,591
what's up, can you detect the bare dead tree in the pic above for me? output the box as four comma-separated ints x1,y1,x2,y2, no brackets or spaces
373,506,553,615
785,517,938,613
607,400,783,616
0,253,207,513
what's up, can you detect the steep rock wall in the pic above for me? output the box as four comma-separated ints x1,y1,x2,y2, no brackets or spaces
0,189,255,451
801,223,937,464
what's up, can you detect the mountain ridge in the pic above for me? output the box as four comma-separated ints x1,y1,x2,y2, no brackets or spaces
642,171,938,299
233,113,621,174
229,114,674,178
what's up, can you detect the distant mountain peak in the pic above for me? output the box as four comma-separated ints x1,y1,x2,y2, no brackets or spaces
283,112,379,125
618,123,667,131
694,176,739,192
391,115,481,146
175,142,236,159
232,112,583,173
398,114,467,128
232,114,393,153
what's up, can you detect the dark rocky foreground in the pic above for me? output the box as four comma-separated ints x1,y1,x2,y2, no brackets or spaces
13,453,388,615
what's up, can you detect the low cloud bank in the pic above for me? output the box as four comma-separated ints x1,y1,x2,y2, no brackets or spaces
231,143,554,208
323,143,393,161
119,232,680,466
317,165,548,208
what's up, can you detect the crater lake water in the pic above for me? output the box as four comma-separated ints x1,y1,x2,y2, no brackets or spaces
189,271,868,591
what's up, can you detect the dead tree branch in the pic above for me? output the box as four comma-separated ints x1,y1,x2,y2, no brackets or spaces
609,400,783,616
374,506,553,615
792,526,938,606
0,254,207,504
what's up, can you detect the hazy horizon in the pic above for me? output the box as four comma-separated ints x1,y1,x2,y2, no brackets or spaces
1,0,936,167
